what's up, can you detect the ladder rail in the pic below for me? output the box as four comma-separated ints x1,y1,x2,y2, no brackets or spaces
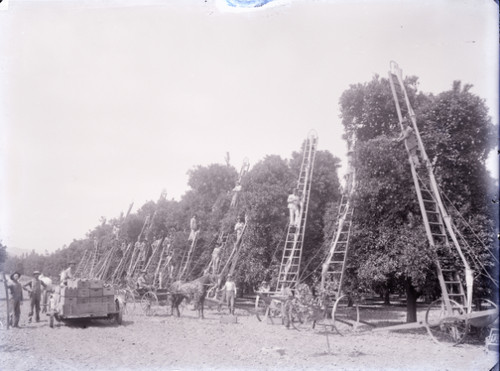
389,62,471,312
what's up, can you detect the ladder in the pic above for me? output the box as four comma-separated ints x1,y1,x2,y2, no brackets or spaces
75,250,89,278
95,243,118,281
207,158,251,280
88,239,100,279
144,237,165,278
125,214,153,281
276,132,318,291
177,231,199,280
110,242,134,284
320,190,354,298
388,61,471,312
153,237,173,287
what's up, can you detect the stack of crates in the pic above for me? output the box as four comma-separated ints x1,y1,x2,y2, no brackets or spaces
55,279,116,316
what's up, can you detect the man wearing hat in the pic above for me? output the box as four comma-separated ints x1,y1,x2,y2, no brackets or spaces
8,272,23,328
23,271,47,323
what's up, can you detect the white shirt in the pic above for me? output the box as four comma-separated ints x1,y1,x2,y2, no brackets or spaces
224,280,237,294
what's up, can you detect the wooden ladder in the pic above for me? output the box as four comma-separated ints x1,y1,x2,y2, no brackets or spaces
276,132,318,291
388,61,471,311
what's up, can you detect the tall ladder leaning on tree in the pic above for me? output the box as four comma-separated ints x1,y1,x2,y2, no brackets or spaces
276,131,318,292
389,61,474,315
176,226,200,281
94,202,134,281
126,213,155,282
320,137,356,306
109,213,151,285
209,158,250,279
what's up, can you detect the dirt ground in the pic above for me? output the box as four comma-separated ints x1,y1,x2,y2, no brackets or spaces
0,292,498,371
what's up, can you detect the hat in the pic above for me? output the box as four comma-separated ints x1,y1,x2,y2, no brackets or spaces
33,271,41,276
10,272,21,280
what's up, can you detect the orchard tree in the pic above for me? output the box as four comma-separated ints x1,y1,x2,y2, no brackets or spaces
339,75,496,322
236,155,295,288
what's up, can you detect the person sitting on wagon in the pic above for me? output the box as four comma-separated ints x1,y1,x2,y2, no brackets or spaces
60,261,76,286
136,270,152,291
258,281,271,297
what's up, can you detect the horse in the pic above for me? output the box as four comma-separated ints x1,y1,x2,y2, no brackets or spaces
169,274,216,319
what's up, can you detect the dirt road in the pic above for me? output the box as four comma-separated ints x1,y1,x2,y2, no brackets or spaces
0,297,497,371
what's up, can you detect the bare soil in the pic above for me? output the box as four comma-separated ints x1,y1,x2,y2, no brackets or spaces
0,294,498,371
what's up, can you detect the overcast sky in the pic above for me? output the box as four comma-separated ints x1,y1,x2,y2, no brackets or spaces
0,0,498,254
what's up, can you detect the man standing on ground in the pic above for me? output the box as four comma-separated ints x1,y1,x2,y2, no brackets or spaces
39,273,53,313
23,271,47,323
224,274,237,315
8,272,23,328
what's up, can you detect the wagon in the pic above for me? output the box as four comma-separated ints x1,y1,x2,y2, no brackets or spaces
139,287,173,316
48,279,123,328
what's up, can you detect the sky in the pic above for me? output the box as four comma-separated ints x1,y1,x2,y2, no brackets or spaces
0,0,498,255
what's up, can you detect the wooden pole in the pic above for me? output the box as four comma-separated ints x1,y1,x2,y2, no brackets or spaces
2,271,10,330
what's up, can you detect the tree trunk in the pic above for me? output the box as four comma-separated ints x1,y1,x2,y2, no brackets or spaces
384,289,391,306
406,280,418,323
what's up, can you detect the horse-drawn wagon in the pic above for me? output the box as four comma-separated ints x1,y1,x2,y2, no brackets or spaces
48,278,123,327
121,274,217,318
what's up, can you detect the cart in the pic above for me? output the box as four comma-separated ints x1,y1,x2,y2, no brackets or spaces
48,280,124,328
139,287,178,316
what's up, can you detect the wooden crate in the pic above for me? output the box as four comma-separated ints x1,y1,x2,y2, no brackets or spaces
89,288,103,297
77,280,89,289
60,287,77,298
77,297,89,305
102,287,115,296
88,280,103,289
77,288,90,298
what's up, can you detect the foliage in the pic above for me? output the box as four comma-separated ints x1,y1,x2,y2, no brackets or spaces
338,75,497,321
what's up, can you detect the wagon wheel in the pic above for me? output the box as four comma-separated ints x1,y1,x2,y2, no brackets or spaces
331,295,360,335
425,298,468,345
141,291,159,316
289,303,316,331
255,295,283,324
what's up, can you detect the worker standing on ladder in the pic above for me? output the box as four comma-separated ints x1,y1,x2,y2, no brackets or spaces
287,189,300,227
211,244,222,274
394,119,421,168
188,216,198,242
234,216,245,241
230,182,242,208
344,150,355,194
